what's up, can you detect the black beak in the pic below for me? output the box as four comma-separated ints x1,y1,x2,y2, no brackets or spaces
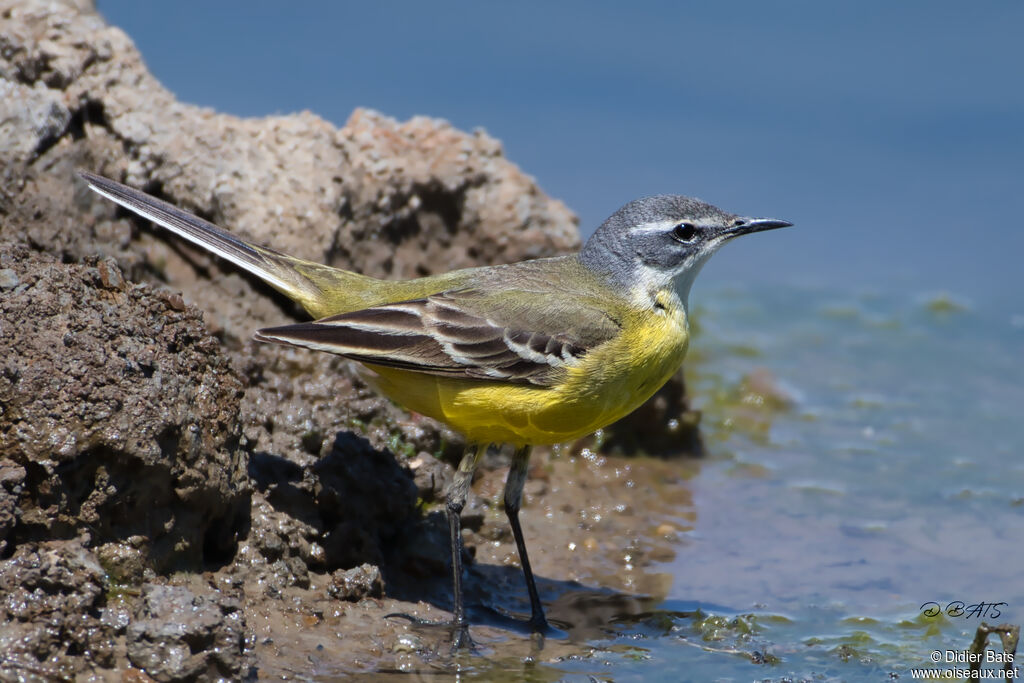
724,216,793,238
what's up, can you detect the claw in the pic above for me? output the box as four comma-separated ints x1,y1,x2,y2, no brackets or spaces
385,612,477,651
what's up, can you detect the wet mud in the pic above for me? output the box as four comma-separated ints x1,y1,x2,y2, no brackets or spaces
234,448,702,679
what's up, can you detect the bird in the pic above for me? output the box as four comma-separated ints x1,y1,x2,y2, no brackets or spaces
79,170,791,647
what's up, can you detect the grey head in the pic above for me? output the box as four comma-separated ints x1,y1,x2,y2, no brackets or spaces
578,194,791,307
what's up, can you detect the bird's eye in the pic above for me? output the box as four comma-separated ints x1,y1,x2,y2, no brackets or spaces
671,223,698,243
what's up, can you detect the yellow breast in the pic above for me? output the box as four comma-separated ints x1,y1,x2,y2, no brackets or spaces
365,289,690,446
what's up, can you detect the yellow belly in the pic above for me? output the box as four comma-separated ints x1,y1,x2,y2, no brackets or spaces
365,305,689,446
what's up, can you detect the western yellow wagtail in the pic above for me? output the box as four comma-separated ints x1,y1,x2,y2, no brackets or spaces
80,170,790,645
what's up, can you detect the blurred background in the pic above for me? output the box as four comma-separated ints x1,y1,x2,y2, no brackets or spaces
93,2,1024,678
97,0,1023,309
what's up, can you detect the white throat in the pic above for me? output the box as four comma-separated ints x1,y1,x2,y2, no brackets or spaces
628,250,713,314
671,251,713,312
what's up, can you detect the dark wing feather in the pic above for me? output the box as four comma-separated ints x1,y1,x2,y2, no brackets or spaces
255,289,622,386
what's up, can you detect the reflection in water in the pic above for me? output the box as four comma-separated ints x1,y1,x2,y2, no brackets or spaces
546,589,666,641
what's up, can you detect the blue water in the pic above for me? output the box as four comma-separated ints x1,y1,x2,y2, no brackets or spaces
556,283,1024,680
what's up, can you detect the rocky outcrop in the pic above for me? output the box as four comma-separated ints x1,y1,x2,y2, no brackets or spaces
0,246,248,571
0,0,700,678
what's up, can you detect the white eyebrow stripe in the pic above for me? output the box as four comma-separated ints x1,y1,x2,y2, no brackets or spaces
628,219,686,234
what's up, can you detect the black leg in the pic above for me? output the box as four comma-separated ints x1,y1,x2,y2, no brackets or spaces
444,442,485,647
386,443,485,650
503,444,549,632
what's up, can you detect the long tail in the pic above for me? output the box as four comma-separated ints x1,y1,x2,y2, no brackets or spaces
78,171,378,318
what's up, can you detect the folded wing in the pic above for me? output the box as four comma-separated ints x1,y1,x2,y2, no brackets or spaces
255,288,622,386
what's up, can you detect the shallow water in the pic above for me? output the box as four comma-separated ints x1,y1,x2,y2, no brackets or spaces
426,283,1024,681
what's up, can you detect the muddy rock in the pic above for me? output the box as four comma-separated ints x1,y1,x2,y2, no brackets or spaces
0,540,115,680
0,245,249,570
126,584,248,682
407,451,454,503
95,539,150,585
328,563,384,602
0,459,25,555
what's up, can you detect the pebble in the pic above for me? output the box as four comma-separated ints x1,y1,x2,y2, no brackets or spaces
0,268,18,290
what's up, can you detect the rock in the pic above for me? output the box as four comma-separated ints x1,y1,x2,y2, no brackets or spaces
96,540,149,585
0,0,703,676
126,584,247,682
0,459,25,555
0,540,115,680
0,245,249,571
0,268,18,289
407,451,453,503
328,563,384,602
0,0,589,600
313,432,419,568
0,2,580,345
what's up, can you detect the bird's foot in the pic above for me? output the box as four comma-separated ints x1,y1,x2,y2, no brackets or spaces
527,612,555,636
385,612,476,652
475,604,565,642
